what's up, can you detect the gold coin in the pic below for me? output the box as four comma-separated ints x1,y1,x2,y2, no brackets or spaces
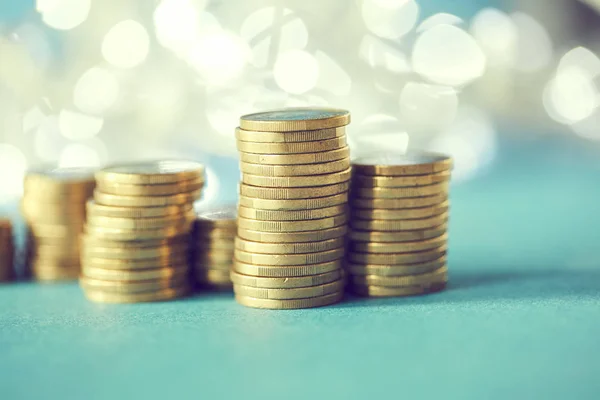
79,275,187,294
194,250,234,264
29,255,80,269
194,205,237,229
350,234,447,253
195,227,238,240
238,193,348,211
234,248,344,266
239,146,349,165
350,282,446,297
234,237,345,254
234,291,343,309
348,245,447,265
349,225,447,242
235,126,345,143
351,266,448,287
351,201,449,220
238,225,347,243
80,234,189,249
86,200,192,218
240,107,350,132
82,285,190,303
28,243,80,257
24,167,96,192
94,190,201,207
21,200,86,223
352,152,452,176
239,182,349,200
234,279,343,300
237,214,348,233
240,158,350,177
81,254,189,270
96,177,204,196
233,259,342,277
351,193,448,209
28,223,82,239
84,223,192,241
346,256,446,276
230,270,342,289
237,204,347,221
86,212,194,230
96,160,204,185
82,243,189,260
242,168,351,188
194,269,231,285
237,136,346,154
82,265,188,281
352,170,451,188
350,213,448,231
353,182,449,199
193,262,232,271
30,268,79,281
194,240,235,251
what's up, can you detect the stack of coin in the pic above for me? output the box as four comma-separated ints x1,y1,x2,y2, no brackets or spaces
232,107,351,309
21,167,95,281
0,218,14,282
192,205,236,289
346,152,452,297
79,161,204,303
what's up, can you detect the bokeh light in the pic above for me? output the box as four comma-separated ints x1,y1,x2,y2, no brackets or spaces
73,67,120,115
58,143,102,168
399,82,458,132
361,0,419,39
37,0,91,31
0,144,27,203
511,12,552,72
470,8,517,68
412,24,486,86
417,13,463,32
58,110,103,140
274,50,319,94
154,0,207,56
102,20,150,69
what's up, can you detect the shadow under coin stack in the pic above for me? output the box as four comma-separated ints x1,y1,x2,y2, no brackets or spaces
22,168,95,281
192,205,237,290
79,161,204,303
233,107,351,309
0,218,14,282
346,152,452,297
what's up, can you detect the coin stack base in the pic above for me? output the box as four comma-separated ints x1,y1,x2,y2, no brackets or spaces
79,161,204,303
347,152,452,297
233,108,351,309
0,219,14,282
193,205,236,290
22,168,96,281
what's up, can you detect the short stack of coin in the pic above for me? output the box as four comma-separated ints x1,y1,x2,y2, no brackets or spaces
79,161,204,303
346,152,452,297
21,168,95,281
192,205,236,289
0,218,14,282
232,107,351,309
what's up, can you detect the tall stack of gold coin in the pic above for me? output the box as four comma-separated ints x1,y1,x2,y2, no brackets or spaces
192,205,236,289
232,108,351,309
346,153,452,297
0,218,14,282
79,161,204,303
21,168,95,281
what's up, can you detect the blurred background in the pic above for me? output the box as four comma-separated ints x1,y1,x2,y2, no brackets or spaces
1,0,599,274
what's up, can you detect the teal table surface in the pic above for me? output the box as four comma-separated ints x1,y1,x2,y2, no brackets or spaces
1,134,600,400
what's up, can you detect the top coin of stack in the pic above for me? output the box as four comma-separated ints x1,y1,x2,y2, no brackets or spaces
79,161,204,303
0,218,14,282
346,152,452,297
192,205,237,289
233,107,351,309
21,167,96,281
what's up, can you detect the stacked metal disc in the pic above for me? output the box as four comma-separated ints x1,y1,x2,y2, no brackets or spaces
192,205,237,289
21,168,95,281
346,152,452,297
232,107,351,309
0,218,14,282
78,161,204,303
